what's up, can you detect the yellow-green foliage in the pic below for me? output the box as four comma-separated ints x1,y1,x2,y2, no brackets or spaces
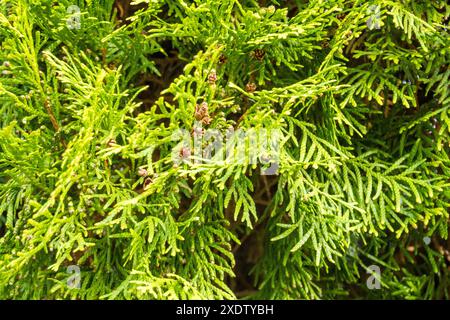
0,0,449,299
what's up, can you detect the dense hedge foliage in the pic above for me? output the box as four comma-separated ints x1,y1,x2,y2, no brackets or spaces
0,0,449,299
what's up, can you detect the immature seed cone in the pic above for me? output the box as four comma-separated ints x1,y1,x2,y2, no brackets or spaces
138,167,148,177
208,69,217,84
253,49,265,61
179,146,191,159
194,102,209,121
143,177,153,190
219,54,227,64
201,116,212,125
106,138,117,147
245,82,257,93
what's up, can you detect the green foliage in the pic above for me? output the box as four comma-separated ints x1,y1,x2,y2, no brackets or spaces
0,0,449,299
